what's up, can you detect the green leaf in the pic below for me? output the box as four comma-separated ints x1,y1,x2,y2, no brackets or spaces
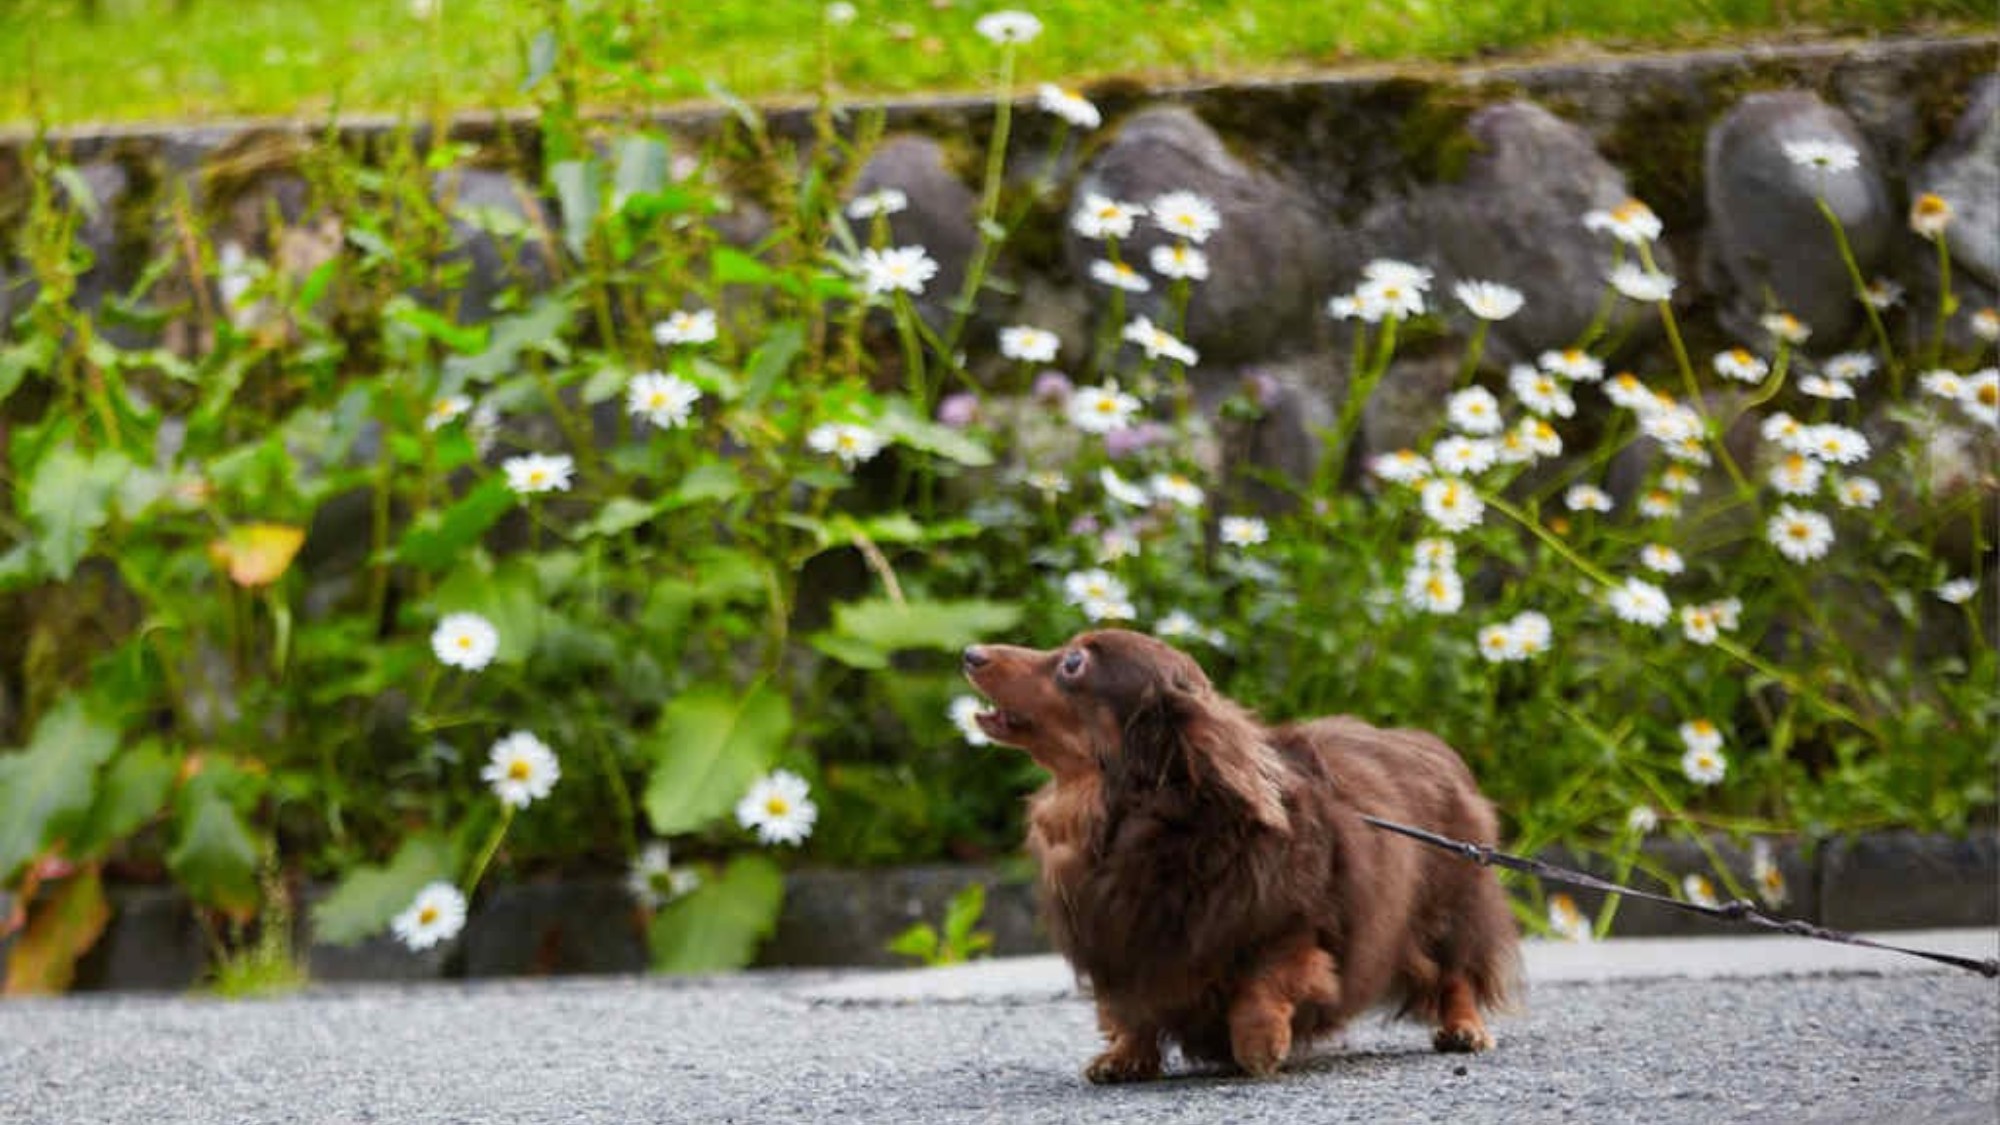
166,782,261,916
886,923,939,963
567,496,660,540
309,832,455,946
25,441,132,579
642,682,791,836
710,247,777,287
0,336,55,406
0,697,123,885
879,408,993,467
521,28,557,91
664,461,746,509
432,559,543,665
742,321,805,408
397,476,515,570
3,866,110,995
808,631,889,671
69,742,177,859
830,597,1021,656
943,883,988,952
612,135,672,212
646,854,785,973
550,159,603,259
387,297,489,355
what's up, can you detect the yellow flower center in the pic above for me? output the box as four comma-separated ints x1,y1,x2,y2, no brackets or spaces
1787,523,1811,540
1978,384,1997,407
507,759,533,781
456,635,474,650
1915,194,1949,218
527,469,548,486
1612,200,1646,221
418,905,439,925
764,796,790,817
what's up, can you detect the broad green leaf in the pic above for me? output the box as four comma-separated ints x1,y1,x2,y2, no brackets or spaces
567,496,660,540
710,247,777,287
879,410,993,467
0,336,55,406
0,697,123,885
830,597,1021,656
886,923,939,962
25,442,131,579
612,135,672,212
387,297,489,355
309,832,455,946
3,866,110,995
397,476,515,570
807,631,888,671
646,854,785,973
521,28,557,91
550,159,603,258
69,742,177,859
166,781,261,916
663,461,746,509
742,321,805,408
642,682,791,836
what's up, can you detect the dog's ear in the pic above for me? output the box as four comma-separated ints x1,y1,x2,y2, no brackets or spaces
1117,679,1291,835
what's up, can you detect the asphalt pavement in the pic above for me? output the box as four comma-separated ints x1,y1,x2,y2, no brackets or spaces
1,929,1994,1125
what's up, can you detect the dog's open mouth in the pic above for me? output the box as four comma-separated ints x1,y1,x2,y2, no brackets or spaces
975,705,1030,742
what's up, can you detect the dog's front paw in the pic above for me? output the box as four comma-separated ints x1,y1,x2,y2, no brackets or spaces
1433,1023,1496,1053
1085,1047,1162,1084
1230,1022,1291,1078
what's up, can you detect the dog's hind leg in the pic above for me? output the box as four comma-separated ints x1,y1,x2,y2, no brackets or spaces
1085,1004,1162,1084
1431,972,1496,1053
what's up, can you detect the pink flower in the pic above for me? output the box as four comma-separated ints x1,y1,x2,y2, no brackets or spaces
1033,370,1074,403
937,392,980,428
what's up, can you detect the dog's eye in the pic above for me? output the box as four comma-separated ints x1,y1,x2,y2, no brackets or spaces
1058,649,1087,679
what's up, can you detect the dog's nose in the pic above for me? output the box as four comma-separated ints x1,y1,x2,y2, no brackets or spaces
962,645,990,670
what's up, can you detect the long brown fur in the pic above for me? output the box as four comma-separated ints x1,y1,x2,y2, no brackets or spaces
963,629,1519,1082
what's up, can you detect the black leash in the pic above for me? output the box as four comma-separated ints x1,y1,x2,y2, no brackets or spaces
1360,814,2000,979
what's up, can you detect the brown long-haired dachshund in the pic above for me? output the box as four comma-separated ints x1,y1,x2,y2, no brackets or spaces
962,628,1518,1082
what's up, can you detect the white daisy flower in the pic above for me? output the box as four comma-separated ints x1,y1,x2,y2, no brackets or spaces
391,882,467,951
1509,364,1575,418
1761,411,1812,453
1972,308,2000,343
425,393,473,432
1681,873,1721,907
1607,578,1672,627
1582,198,1663,246
1782,138,1860,174
1081,597,1136,622
1909,192,1954,239
431,612,499,672
1862,277,1905,310
1660,465,1702,495
1371,449,1432,485
949,695,992,746
1063,568,1129,608
974,9,1041,43
1122,316,1199,366
1024,469,1072,498
626,842,701,909
1413,538,1456,570
1935,577,1979,604
1767,505,1835,563
846,188,909,219
1219,516,1269,548
1402,566,1465,615
1446,386,1504,435
1148,472,1204,509
1453,280,1525,321
481,731,561,809
1761,312,1811,346
1432,436,1498,476
1088,258,1151,293
1363,259,1434,292
1637,489,1682,520
1752,840,1787,907
1476,622,1515,664
1918,368,1966,401
1768,452,1825,497
1627,805,1660,835
1640,544,1685,575
998,325,1060,363
1540,347,1605,383
1036,84,1101,129
1099,466,1152,507
736,769,817,846
1067,383,1141,434
1507,611,1553,660
1639,404,1704,448
626,371,702,430
1148,242,1210,281
1710,597,1743,631
1803,424,1870,465
1713,348,1768,384
653,308,718,346
1155,609,1201,639
1608,263,1676,303
1602,371,1656,410
1680,604,1720,645
502,452,575,496
1548,894,1592,943
1964,369,1999,427
1149,191,1221,244
1327,294,1363,321
1073,193,1147,240
1798,374,1854,401
1680,744,1727,787
1679,718,1723,756
1565,484,1614,513
858,246,939,296
1834,476,1881,509
1097,524,1141,563
1822,352,1877,383
1513,417,1563,460
1357,275,1426,320
807,422,888,467
1420,477,1484,532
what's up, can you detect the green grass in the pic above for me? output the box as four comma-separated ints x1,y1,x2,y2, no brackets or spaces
0,0,1987,127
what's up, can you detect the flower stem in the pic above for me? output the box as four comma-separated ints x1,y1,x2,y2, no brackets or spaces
1814,196,1900,387
461,804,516,899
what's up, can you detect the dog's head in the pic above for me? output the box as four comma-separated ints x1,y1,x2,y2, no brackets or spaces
962,629,1287,831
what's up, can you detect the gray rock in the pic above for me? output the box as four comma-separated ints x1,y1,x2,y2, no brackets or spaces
459,878,650,978
1912,75,1999,290
761,865,1043,968
1063,106,1335,374
1201,353,1340,506
71,885,206,992
1703,92,1893,346
64,160,157,349
1360,349,1458,465
1422,101,1669,365
432,167,557,324
846,135,978,330
1820,831,2000,931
